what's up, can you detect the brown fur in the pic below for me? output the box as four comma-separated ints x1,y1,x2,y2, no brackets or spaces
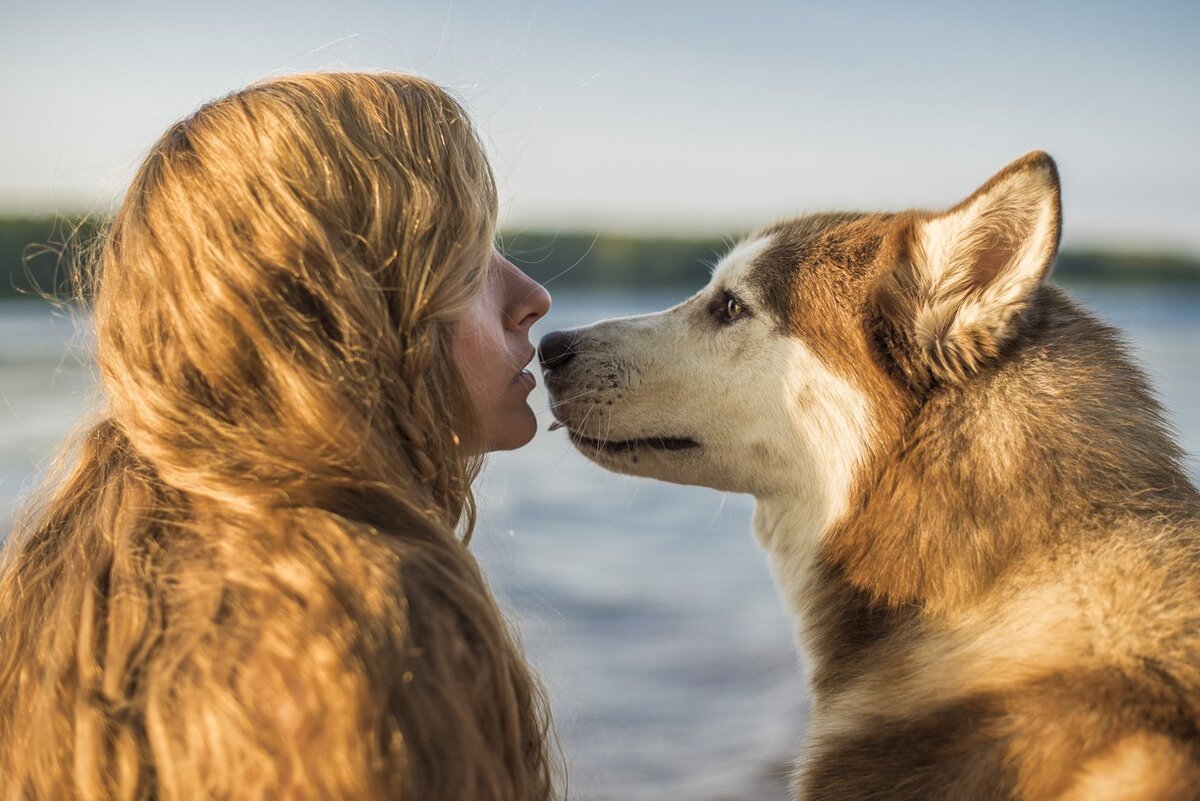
544,150,1200,799
755,153,1200,798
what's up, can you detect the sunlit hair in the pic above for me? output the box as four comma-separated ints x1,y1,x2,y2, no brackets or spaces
0,72,559,799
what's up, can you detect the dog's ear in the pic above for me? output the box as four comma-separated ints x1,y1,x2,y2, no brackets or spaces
875,151,1061,385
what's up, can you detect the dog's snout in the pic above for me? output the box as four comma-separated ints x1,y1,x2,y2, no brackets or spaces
538,330,578,369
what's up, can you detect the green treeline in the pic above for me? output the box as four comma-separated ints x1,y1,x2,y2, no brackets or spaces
0,216,102,300
500,230,729,289
2,216,1199,301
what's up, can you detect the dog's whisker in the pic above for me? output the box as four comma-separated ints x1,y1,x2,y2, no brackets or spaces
536,387,602,417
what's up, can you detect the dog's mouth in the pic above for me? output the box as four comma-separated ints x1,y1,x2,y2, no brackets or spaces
552,423,700,455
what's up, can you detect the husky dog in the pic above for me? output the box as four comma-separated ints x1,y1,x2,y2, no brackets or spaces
538,153,1200,800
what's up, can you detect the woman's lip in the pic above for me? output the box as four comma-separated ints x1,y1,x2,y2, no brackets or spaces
515,368,536,390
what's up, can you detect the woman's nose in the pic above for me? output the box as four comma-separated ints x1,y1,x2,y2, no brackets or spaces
501,256,550,331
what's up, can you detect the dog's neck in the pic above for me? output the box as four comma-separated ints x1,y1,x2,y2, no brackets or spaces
754,495,924,700
752,495,837,655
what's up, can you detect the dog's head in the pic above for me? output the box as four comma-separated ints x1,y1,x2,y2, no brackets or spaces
540,152,1061,530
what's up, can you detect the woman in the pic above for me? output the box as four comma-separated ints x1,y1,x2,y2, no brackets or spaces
0,72,559,800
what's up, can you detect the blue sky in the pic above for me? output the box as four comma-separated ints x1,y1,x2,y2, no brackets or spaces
3,1,1198,251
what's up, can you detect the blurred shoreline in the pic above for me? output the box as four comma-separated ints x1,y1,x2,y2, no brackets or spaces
3,216,1200,302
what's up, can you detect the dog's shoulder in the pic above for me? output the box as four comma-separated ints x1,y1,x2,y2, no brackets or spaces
797,519,1200,799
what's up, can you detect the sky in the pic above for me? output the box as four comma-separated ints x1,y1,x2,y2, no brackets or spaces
2,0,1198,252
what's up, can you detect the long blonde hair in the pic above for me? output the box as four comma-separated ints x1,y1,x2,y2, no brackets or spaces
0,72,558,800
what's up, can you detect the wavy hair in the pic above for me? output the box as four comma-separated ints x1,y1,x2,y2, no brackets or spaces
0,72,558,800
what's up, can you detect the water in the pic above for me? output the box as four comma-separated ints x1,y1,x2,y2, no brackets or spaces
0,302,94,525
1,286,1198,801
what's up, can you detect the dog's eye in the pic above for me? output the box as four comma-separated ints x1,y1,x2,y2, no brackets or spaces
725,296,744,321
712,292,749,325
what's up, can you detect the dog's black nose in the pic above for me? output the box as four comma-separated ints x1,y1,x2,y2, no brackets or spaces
538,330,577,369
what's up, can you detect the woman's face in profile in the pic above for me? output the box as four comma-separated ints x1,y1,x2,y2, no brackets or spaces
454,251,551,452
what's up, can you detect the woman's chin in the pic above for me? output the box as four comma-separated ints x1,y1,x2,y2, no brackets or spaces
484,404,538,453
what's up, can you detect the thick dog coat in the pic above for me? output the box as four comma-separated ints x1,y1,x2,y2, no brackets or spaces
539,153,1200,800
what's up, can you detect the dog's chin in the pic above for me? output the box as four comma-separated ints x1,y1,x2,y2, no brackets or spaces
569,431,700,455
562,427,714,483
